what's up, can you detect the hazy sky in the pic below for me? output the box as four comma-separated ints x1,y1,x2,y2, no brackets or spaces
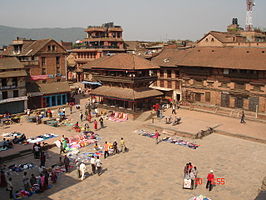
0,0,265,41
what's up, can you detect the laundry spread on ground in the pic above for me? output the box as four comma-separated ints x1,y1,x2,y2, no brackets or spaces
135,129,200,149
27,133,58,143
8,163,36,173
67,150,104,163
188,195,212,200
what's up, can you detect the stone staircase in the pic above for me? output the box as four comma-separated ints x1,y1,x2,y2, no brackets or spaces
135,111,155,121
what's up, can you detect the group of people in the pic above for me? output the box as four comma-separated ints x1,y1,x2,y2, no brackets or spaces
183,162,216,191
76,155,103,180
184,162,198,190
0,162,61,199
102,138,127,159
1,134,27,150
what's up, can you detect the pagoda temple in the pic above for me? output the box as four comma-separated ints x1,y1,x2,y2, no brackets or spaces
83,53,163,112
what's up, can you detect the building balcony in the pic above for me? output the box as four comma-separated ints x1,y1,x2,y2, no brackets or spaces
225,73,258,79
76,45,120,49
0,85,18,90
93,75,157,84
21,60,39,66
83,37,123,42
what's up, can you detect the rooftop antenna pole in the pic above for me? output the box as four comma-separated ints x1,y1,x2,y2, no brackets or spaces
245,0,255,31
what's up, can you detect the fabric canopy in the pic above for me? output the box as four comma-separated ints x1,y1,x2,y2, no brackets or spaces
31,75,49,81
82,81,102,85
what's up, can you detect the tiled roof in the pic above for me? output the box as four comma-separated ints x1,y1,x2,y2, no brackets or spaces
90,86,163,100
83,53,159,70
38,81,71,95
152,47,266,71
197,31,238,44
2,39,66,57
151,48,188,67
27,81,71,95
0,70,27,78
0,57,24,69
20,39,52,56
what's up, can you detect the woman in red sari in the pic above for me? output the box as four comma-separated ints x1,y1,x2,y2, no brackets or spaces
87,113,92,123
93,120,98,130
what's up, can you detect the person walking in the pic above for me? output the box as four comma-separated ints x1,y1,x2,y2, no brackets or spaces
155,130,160,144
104,142,109,159
172,104,176,115
33,143,41,159
80,112,83,122
76,162,81,179
79,162,86,180
0,170,7,188
120,138,126,153
90,155,96,174
113,141,119,154
99,117,104,128
64,155,70,173
7,177,13,200
206,170,215,191
40,152,46,167
93,119,98,130
240,110,246,123
69,105,73,114
96,156,102,176
60,140,66,154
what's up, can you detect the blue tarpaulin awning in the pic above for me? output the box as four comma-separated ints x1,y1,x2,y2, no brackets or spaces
82,81,101,85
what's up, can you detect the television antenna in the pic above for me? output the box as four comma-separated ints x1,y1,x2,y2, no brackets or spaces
245,0,255,31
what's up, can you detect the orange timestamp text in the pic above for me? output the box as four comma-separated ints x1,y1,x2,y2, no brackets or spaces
195,178,225,185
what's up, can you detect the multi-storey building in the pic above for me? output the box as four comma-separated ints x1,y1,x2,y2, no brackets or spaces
0,57,27,114
197,19,266,48
2,38,71,109
70,22,126,82
152,46,266,113
83,53,163,113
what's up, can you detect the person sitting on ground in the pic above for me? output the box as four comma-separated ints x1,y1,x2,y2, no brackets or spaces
30,174,37,187
6,140,13,149
2,138,7,148
74,121,79,128
94,142,100,150
50,170,57,183
12,136,20,144
18,134,27,143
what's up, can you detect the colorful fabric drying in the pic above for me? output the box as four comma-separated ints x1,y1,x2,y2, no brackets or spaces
109,112,128,122
27,133,58,143
68,151,104,163
136,130,200,149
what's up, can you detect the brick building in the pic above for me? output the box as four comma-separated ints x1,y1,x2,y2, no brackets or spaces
0,57,27,114
152,47,266,113
69,22,126,82
2,38,70,109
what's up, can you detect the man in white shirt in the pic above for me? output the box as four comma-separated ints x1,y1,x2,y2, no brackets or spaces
90,155,96,174
79,162,86,180
95,156,102,176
